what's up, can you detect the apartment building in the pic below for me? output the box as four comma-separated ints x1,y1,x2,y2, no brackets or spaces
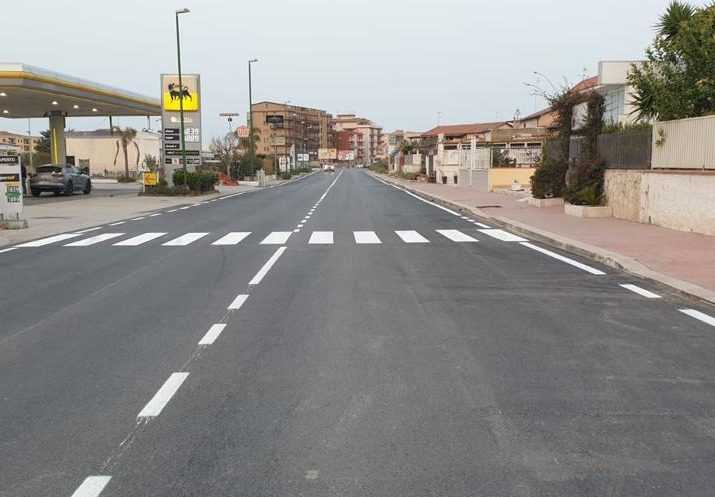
251,102,332,167
332,114,382,164
0,131,40,155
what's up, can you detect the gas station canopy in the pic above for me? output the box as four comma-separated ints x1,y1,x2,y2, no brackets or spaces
0,63,160,118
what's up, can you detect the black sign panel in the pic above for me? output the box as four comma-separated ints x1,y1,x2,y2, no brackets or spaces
266,115,284,125
0,173,20,182
165,150,201,157
164,128,180,135
0,156,20,164
164,143,181,150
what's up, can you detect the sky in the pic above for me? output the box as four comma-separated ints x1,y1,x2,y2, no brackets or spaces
0,0,707,141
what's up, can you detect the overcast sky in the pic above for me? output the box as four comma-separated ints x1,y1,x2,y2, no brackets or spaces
0,0,706,140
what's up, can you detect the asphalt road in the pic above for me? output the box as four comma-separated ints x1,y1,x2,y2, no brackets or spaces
1,169,715,497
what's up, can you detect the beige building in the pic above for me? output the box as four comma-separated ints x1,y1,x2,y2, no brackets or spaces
251,101,332,168
332,114,382,163
66,129,161,177
0,131,40,154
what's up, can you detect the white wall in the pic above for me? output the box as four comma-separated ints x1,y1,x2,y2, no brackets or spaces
67,132,161,176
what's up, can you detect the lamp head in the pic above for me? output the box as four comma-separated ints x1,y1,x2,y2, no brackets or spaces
176,8,190,14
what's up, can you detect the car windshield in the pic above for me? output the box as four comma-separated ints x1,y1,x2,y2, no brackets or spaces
36,165,63,173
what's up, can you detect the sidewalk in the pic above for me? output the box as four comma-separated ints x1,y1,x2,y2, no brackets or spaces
374,173,715,306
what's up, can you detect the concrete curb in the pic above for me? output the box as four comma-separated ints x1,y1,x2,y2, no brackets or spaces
371,172,715,306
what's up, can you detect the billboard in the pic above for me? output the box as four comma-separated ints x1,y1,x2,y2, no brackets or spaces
270,136,286,146
162,74,200,112
338,150,355,161
318,148,337,160
266,115,284,125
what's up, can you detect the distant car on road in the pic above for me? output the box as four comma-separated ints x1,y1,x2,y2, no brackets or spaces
323,164,335,172
29,164,92,197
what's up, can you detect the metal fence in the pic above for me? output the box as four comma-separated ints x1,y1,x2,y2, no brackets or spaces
653,115,715,169
568,130,652,169
455,146,540,170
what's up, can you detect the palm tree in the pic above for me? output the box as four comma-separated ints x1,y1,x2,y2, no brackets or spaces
112,127,139,178
656,1,695,42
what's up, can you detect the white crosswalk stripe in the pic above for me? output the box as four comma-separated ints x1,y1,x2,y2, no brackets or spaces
309,231,334,244
260,231,292,245
436,229,479,243
16,233,83,247
354,231,381,244
65,233,125,246
114,233,167,246
162,233,210,246
212,232,251,245
477,229,527,242
395,230,430,243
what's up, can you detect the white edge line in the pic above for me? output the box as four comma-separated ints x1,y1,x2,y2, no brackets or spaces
619,284,661,299
228,294,249,310
680,309,715,328
167,209,178,213
108,221,126,226
0,247,18,254
199,324,227,345
249,246,287,285
520,242,606,275
137,372,189,418
69,476,112,497
131,217,146,221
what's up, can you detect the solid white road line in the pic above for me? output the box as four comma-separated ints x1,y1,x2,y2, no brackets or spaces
199,324,227,345
680,309,715,328
619,284,661,299
395,230,430,243
108,221,126,226
260,231,292,245
212,232,251,245
16,233,83,247
65,233,125,247
0,247,18,254
131,217,146,221
69,476,112,497
354,231,382,244
475,222,491,228
436,229,478,243
309,231,334,244
478,229,528,242
228,294,249,310
162,233,210,246
138,372,189,418
519,242,606,275
113,233,167,246
250,247,287,285
75,227,103,234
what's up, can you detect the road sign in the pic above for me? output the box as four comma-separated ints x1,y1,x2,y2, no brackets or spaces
143,171,158,186
236,126,249,138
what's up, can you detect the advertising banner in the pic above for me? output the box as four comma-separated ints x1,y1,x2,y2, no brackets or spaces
318,148,337,160
266,115,284,125
338,150,355,161
162,74,200,112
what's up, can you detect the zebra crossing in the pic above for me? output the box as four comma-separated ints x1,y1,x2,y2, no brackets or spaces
10,228,528,250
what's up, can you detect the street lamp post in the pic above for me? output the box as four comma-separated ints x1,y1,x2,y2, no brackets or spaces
248,59,258,174
175,8,190,187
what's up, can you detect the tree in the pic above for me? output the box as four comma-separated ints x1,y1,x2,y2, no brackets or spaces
112,127,139,178
35,130,51,154
399,141,417,155
210,132,242,177
628,2,715,121
143,154,158,171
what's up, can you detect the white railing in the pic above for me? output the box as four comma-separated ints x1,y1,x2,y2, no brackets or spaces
652,115,715,169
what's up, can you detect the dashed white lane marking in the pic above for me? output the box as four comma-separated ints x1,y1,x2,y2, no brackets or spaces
69,476,112,497
680,309,715,328
619,284,661,299
250,246,287,285
212,232,251,245
114,233,167,246
131,217,146,221
0,247,18,254
149,213,162,217
395,230,430,243
297,224,305,228
162,233,210,246
65,233,125,247
354,231,382,244
475,222,491,229
519,242,606,275
167,209,178,213
138,372,189,418
260,232,292,245
199,324,227,345
192,203,202,207
16,233,83,247
436,229,478,243
75,227,103,234
228,294,249,310
108,221,126,226
478,229,527,242
309,231,334,244
294,229,301,233
179,206,190,210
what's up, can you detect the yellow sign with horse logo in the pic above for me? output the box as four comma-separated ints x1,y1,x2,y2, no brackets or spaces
162,74,199,112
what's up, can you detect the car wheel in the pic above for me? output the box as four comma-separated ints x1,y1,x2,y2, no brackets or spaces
64,181,73,196
83,180,92,195
31,188,41,197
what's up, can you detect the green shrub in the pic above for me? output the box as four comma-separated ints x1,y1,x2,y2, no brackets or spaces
531,160,568,198
563,157,606,206
172,170,218,192
117,175,136,183
370,160,388,173
281,171,292,180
